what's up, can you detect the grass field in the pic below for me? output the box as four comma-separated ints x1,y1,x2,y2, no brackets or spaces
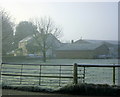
3,58,119,64
1,58,120,88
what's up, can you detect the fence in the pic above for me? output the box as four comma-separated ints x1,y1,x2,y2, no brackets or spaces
1,63,85,87
76,63,120,85
1,63,120,87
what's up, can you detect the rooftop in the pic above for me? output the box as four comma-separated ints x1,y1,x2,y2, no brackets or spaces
56,43,104,51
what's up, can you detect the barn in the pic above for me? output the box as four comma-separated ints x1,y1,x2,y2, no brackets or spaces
55,43,109,59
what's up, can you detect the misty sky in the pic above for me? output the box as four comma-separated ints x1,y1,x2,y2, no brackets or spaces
0,0,118,42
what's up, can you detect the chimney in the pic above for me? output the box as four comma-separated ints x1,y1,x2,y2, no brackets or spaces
71,40,74,43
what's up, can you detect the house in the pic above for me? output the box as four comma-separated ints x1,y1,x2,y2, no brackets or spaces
18,35,33,56
17,34,62,57
55,42,109,59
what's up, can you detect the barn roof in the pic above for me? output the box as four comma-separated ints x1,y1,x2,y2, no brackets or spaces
75,39,119,45
56,43,105,51
74,39,91,44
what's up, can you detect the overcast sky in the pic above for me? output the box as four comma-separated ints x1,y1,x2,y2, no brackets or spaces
0,0,118,42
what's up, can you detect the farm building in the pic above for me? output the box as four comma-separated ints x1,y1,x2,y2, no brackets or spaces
74,39,119,59
17,34,62,57
55,43,109,59
13,35,119,59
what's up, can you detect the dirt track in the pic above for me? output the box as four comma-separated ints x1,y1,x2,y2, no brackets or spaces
2,89,110,97
2,89,51,95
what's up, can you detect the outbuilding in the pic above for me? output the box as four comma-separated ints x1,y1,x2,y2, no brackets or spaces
55,43,109,59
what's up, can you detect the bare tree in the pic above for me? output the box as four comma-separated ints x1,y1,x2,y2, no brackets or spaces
32,17,62,62
0,8,14,55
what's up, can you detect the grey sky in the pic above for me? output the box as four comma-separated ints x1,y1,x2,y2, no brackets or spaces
0,0,118,42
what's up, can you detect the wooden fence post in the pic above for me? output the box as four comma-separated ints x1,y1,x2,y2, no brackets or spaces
0,63,3,78
20,64,23,85
59,65,61,86
73,63,78,84
113,66,115,85
83,67,86,83
39,65,41,85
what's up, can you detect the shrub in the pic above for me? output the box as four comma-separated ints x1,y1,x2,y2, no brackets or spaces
56,83,120,96
2,83,120,96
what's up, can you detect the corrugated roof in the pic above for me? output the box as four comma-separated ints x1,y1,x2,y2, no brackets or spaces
56,43,103,51
75,39,91,44
75,39,119,45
